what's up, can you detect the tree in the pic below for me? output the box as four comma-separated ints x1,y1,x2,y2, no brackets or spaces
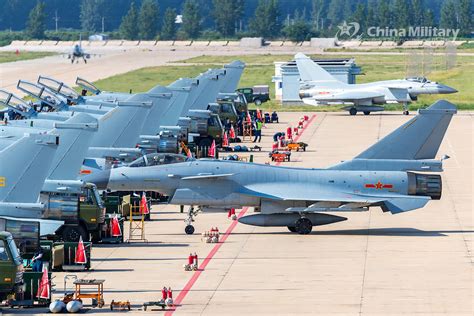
393,0,409,29
182,0,202,39
410,0,424,27
327,0,345,26
138,0,159,40
377,1,392,28
212,0,244,37
120,2,139,40
350,3,366,31
161,7,177,40
248,0,281,38
458,0,472,36
80,0,103,32
26,1,46,39
311,0,326,31
424,9,434,27
283,10,312,42
440,0,458,29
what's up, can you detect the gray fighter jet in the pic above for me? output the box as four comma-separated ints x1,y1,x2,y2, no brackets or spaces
88,100,456,235
296,53,457,115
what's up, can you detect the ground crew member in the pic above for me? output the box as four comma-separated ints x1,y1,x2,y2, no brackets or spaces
161,287,168,301
31,246,44,272
253,119,263,143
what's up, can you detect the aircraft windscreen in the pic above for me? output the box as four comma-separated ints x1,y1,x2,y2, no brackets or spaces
0,91,29,111
406,76,428,83
38,77,79,100
129,153,188,168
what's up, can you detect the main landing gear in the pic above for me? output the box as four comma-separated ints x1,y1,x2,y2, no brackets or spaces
184,206,199,234
402,103,409,115
288,217,313,234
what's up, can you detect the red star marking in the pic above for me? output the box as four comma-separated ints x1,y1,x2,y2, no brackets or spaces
375,181,383,189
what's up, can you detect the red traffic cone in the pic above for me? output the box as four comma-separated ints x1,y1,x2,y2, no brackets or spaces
140,193,149,215
188,253,194,265
168,287,173,299
193,253,198,266
36,267,50,299
75,236,87,264
230,125,236,139
111,215,122,237
161,287,168,300
223,131,229,147
208,140,216,158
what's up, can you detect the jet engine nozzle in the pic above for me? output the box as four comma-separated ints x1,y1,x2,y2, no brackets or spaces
298,91,312,99
408,173,442,200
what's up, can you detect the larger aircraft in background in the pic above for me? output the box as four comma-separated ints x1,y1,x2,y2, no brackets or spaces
295,53,457,115
88,100,456,235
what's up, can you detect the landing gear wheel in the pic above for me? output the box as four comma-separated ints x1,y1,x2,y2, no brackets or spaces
63,225,89,242
287,226,297,233
363,111,371,115
185,225,195,235
349,108,357,116
403,110,409,115
294,218,313,235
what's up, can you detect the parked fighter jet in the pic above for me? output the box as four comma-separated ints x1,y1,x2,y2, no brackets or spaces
295,53,457,115
0,133,65,235
88,100,457,234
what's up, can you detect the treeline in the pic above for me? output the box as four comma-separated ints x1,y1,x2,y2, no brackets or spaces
1,0,472,42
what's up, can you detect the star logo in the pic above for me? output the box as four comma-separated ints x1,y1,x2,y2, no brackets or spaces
365,181,393,190
335,21,361,40
338,21,352,36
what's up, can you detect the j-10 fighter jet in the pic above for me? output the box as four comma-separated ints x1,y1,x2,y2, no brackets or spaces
88,100,456,235
295,53,457,115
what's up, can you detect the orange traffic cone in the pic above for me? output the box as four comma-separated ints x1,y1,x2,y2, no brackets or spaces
75,236,87,264
140,193,149,215
230,125,236,139
111,215,122,237
36,267,50,299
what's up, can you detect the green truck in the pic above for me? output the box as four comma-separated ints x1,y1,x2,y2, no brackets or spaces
207,102,239,124
0,232,23,302
41,181,105,242
236,85,270,106
217,92,249,115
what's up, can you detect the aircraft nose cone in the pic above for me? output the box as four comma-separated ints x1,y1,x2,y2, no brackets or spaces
82,169,111,190
438,84,458,94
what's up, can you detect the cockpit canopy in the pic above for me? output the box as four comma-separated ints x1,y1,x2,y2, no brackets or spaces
405,76,430,83
129,153,189,168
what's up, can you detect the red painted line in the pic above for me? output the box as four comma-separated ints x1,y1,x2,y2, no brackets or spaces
166,114,317,314
165,207,249,315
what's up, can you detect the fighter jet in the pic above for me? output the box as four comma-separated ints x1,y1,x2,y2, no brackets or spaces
295,53,457,115
88,100,457,235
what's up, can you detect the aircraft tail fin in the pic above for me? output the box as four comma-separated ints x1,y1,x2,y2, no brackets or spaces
355,100,457,160
294,53,340,83
47,113,98,180
0,134,58,203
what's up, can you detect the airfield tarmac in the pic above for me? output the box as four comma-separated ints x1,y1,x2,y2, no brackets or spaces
3,110,472,315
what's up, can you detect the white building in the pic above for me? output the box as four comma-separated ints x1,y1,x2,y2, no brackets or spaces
272,58,362,104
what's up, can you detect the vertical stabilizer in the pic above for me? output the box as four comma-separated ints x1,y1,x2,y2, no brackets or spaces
355,100,457,160
0,134,58,203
